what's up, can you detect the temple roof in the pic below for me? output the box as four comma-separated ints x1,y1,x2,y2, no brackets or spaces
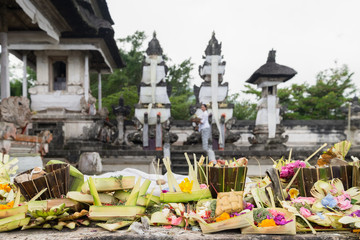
3,0,124,71
246,50,297,84
52,0,125,69
146,32,163,56
204,32,222,56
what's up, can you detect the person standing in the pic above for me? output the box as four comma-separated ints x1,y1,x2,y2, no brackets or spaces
199,104,211,151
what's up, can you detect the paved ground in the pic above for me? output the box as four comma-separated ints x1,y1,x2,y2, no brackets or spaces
2,227,360,240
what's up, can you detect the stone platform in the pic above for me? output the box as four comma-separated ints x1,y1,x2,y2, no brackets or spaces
2,227,359,239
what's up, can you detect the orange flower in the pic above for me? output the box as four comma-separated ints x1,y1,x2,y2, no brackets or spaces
216,212,230,222
179,178,193,193
0,201,14,210
258,218,277,227
0,183,11,192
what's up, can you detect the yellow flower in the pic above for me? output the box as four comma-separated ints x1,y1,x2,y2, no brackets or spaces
216,212,230,222
0,200,13,210
0,183,11,192
289,188,299,200
258,218,277,227
179,178,193,193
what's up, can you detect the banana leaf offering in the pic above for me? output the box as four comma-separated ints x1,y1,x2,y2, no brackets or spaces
14,164,70,201
295,166,354,197
241,208,296,235
160,154,212,203
198,157,248,198
273,141,357,198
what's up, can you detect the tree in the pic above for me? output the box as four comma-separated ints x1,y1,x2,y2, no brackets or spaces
166,58,194,96
240,64,356,120
166,58,194,120
90,31,146,99
101,86,138,120
90,31,195,120
10,66,36,97
227,93,257,120
280,64,356,120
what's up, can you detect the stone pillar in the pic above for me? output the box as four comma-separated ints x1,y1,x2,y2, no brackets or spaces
0,32,9,99
143,113,149,148
155,113,162,150
219,114,225,150
22,54,27,98
84,54,89,102
0,6,9,99
98,72,102,111
116,114,124,144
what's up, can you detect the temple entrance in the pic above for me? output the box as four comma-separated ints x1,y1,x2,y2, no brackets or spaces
52,60,67,91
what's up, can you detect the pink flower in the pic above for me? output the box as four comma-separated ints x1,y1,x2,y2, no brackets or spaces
170,216,183,226
330,184,338,194
300,207,312,218
336,192,352,210
341,191,351,200
337,199,352,210
293,197,316,205
268,209,285,217
280,161,306,179
200,184,208,189
244,202,254,210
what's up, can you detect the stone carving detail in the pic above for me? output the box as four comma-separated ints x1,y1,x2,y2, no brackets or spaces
127,119,178,146
80,95,97,115
0,97,32,128
0,97,52,155
248,125,288,150
112,97,131,145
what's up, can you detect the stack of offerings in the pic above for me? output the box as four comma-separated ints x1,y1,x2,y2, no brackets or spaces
198,157,248,198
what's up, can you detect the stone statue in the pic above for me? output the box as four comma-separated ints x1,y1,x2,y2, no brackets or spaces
112,97,131,145
0,97,32,129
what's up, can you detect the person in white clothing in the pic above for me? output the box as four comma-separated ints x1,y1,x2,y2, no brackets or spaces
199,104,211,151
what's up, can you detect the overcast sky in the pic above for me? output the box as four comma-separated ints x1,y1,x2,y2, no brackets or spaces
109,0,360,99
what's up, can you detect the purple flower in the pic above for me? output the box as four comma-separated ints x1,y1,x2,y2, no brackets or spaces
230,212,244,217
349,210,360,217
244,202,254,211
162,189,169,193
273,214,293,225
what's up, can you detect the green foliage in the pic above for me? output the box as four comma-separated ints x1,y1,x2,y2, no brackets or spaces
241,64,356,120
166,58,194,120
227,93,257,120
101,86,138,120
10,80,22,96
243,84,261,100
279,64,356,120
90,31,146,99
10,66,36,97
166,58,194,96
170,93,194,120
